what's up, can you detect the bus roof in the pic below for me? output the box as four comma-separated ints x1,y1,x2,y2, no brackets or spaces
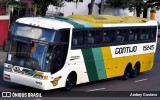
16,17,74,30
69,15,150,23
68,15,157,28
16,15,157,30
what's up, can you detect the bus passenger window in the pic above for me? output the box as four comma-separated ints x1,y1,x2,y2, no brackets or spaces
150,27,156,40
72,31,79,46
129,29,137,41
141,29,149,40
87,32,94,45
87,30,101,45
102,31,110,43
129,31,135,41
115,30,124,42
95,31,101,44
72,38,78,46
79,34,85,45
72,31,86,46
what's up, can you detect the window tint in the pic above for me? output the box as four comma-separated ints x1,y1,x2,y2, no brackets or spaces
72,30,86,46
102,30,114,43
71,26,157,49
115,29,125,42
141,28,150,40
87,31,95,45
128,29,138,41
150,27,156,40
87,30,101,45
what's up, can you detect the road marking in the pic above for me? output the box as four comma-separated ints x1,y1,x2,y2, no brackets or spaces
134,79,148,83
88,88,106,92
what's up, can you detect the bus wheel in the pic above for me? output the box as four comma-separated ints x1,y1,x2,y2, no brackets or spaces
130,62,140,78
64,75,75,91
131,67,140,78
122,69,130,80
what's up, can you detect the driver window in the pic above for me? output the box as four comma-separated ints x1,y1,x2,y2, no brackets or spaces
45,46,55,72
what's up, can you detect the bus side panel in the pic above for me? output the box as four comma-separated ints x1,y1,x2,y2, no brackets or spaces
101,46,118,78
81,49,99,81
101,46,132,78
138,53,155,72
91,48,107,80
101,47,155,78
66,49,89,84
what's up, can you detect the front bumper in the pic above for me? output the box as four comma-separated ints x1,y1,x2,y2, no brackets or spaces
3,71,55,90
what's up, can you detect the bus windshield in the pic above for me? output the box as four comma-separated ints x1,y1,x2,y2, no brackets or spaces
7,28,69,73
12,23,55,42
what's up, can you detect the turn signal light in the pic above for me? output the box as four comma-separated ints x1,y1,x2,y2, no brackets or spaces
43,76,48,80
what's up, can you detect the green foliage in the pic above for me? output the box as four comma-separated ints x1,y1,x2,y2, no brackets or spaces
107,0,129,9
32,0,83,16
107,0,146,11
32,0,51,16
106,0,150,17
107,0,160,12
6,0,18,5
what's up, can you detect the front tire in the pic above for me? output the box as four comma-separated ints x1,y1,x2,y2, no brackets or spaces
64,75,75,91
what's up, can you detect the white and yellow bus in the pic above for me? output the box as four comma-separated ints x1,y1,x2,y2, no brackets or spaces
3,15,158,90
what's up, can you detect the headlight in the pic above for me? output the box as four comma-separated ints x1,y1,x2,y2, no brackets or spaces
33,75,49,80
4,67,12,72
33,75,43,79
4,64,13,72
8,64,13,69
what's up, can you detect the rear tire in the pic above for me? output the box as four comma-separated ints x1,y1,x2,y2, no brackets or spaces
122,69,130,80
130,62,140,78
131,67,140,78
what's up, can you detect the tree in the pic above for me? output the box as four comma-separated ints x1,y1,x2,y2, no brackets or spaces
106,0,144,17
32,0,83,16
32,0,100,16
106,0,160,18
67,0,98,15
88,0,95,15
32,0,51,16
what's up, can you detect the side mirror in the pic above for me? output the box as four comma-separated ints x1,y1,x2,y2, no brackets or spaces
2,39,10,52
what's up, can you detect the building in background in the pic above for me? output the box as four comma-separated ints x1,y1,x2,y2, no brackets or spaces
0,0,33,46
0,0,10,46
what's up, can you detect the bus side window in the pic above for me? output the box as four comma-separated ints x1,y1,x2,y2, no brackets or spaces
115,29,124,42
72,30,86,47
150,27,156,40
95,30,101,44
128,30,135,41
141,28,149,40
128,29,138,41
87,31,95,45
102,30,114,43
79,32,86,45
102,31,110,43
87,30,101,45
72,31,79,46
146,28,151,40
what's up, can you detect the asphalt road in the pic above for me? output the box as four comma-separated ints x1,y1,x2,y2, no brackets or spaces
0,37,160,99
